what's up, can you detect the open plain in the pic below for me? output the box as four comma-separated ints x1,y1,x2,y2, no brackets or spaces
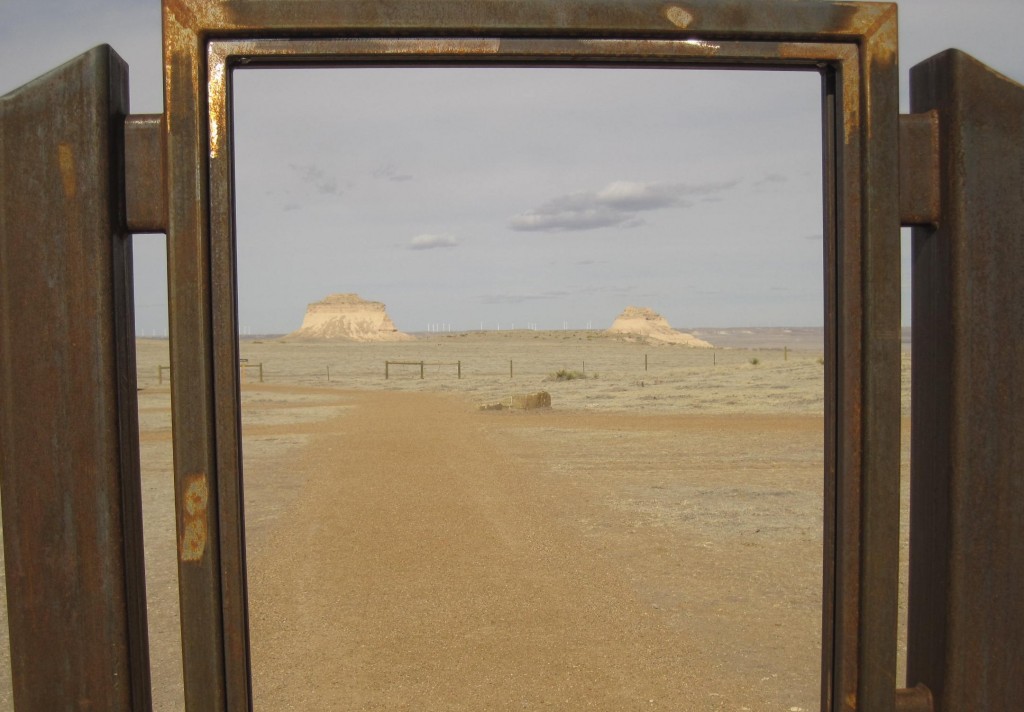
1,328,912,711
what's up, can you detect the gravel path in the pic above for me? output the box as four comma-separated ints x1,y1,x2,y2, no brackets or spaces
244,390,823,711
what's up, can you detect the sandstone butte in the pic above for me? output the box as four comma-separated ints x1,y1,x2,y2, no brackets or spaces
287,293,416,342
605,306,713,348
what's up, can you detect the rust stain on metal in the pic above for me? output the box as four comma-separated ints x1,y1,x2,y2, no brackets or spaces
842,57,861,145
161,20,195,125
57,143,76,198
164,0,225,34
163,0,217,122
867,7,899,67
827,5,895,144
664,6,694,29
861,7,898,144
834,2,896,37
207,53,226,159
179,473,209,562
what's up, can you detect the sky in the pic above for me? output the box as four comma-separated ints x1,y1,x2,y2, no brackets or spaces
2,1,1022,335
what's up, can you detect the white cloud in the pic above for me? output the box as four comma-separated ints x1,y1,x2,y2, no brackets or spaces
509,179,738,232
408,234,458,250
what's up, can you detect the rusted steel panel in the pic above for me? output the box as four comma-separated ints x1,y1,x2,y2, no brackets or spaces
811,15,902,712
899,112,940,228
0,46,151,711
164,2,234,707
164,0,896,42
908,49,1024,712
205,42,254,712
166,3,903,710
125,114,167,233
847,15,902,712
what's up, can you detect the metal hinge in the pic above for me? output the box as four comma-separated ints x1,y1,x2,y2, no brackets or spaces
899,111,940,228
124,113,167,233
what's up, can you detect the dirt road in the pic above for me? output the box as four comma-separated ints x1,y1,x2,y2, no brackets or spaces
245,390,823,711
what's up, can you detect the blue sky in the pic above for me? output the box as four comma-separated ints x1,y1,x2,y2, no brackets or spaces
3,1,1022,334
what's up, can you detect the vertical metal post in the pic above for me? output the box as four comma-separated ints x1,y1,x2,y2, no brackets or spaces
0,46,150,711
907,49,1024,711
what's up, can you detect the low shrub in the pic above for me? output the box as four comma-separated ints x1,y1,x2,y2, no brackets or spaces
550,369,587,381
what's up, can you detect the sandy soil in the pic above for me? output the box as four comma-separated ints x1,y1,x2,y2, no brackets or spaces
244,391,826,711
0,329,912,711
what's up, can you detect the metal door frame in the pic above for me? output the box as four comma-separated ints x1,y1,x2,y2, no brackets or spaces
160,2,902,710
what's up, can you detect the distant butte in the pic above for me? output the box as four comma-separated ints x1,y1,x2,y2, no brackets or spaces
606,306,713,347
288,293,415,342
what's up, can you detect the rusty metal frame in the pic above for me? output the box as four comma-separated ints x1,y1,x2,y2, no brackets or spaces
158,2,901,711
906,50,1024,712
0,45,152,712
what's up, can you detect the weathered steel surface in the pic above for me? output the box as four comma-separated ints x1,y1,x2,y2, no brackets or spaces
184,2,901,707
0,46,152,711
163,0,898,39
899,112,940,227
842,13,902,712
908,49,1024,712
125,113,167,233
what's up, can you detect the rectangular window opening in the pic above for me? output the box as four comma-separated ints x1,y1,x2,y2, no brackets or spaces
229,65,829,711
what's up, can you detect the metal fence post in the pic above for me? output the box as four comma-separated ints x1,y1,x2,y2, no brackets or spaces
0,45,150,712
907,49,1024,712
